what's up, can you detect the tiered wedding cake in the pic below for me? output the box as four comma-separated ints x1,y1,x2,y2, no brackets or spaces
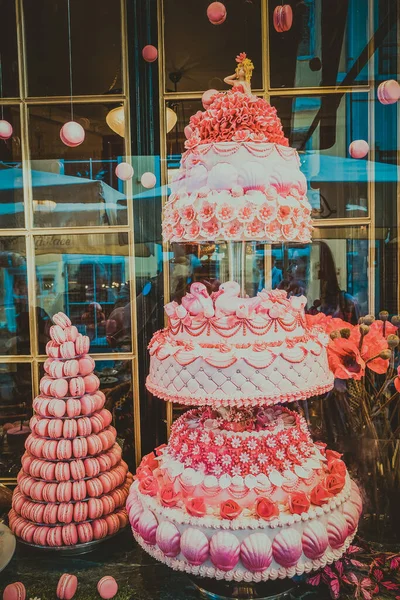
9,312,131,548
128,54,361,583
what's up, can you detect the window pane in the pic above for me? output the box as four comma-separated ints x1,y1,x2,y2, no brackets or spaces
164,0,263,93
0,363,32,478
268,0,369,89
0,0,19,98
271,93,369,220
34,232,132,353
0,236,30,355
28,103,127,227
24,0,122,97
0,106,24,228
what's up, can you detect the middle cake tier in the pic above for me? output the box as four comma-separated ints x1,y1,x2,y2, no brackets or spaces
146,284,334,407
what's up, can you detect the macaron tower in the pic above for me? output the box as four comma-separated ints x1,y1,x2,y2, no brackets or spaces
127,55,362,585
9,312,132,549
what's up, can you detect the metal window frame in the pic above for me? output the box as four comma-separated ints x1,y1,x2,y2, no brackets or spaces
0,0,142,485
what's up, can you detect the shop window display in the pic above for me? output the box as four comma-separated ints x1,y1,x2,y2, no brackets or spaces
0,0,399,598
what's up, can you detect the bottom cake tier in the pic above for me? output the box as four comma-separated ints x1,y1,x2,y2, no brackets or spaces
128,406,363,582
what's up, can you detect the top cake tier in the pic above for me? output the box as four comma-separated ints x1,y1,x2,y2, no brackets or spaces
162,88,313,245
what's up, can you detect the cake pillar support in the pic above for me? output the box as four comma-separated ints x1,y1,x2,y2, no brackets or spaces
228,241,247,296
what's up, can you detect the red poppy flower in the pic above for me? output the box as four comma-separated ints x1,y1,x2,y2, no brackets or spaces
369,319,398,337
327,337,365,380
394,366,400,393
350,328,389,375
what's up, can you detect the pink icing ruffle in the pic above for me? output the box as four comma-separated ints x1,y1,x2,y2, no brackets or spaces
145,378,334,408
185,89,289,149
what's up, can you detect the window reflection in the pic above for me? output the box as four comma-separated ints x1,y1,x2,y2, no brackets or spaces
0,363,32,478
0,237,33,355
0,0,19,98
24,0,122,97
0,106,23,228
269,0,369,89
34,233,132,353
164,0,263,93
28,104,127,227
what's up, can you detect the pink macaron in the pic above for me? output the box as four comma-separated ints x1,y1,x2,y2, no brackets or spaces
43,357,54,373
77,417,92,437
75,335,90,356
47,526,63,547
33,525,50,546
50,379,69,399
79,395,95,416
48,399,66,418
35,419,50,438
87,478,104,498
57,440,73,460
41,461,56,481
98,409,113,428
92,518,108,540
57,573,78,599
87,434,103,456
78,355,95,376
63,359,79,378
50,325,67,345
88,497,104,520
30,458,45,478
40,377,53,396
116,508,128,529
66,398,81,418
72,437,88,459
42,483,58,503
46,340,61,358
64,326,79,342
97,576,118,600
62,524,78,546
48,419,63,439
63,419,78,439
97,454,112,473
93,390,106,410
30,480,45,501
101,495,116,516
90,413,105,434
83,374,100,393
30,503,45,524
29,437,46,458
77,522,93,544
57,481,72,503
52,312,72,329
99,473,114,495
72,480,86,501
70,459,85,481
3,583,26,600
60,342,76,359
105,513,120,536
48,360,64,379
84,457,101,478
58,502,74,524
73,501,88,523
55,462,71,482
43,503,59,525
69,377,85,398
35,397,52,417
62,523,78,546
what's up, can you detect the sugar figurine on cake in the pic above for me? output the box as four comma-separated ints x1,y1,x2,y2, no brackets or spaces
128,55,361,586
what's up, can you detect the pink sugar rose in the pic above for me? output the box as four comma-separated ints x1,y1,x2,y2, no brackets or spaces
220,499,242,520
185,222,200,239
186,497,207,517
245,219,264,239
160,484,180,508
138,475,159,497
288,491,311,515
216,203,236,222
258,202,277,223
198,201,215,222
201,217,221,237
179,205,195,225
255,497,279,520
172,223,185,240
277,204,292,223
223,220,243,240
310,482,333,507
237,203,254,223
282,223,298,240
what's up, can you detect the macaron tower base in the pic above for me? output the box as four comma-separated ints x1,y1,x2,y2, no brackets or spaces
9,312,132,555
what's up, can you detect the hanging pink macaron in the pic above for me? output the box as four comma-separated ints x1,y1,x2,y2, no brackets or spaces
207,2,227,25
60,121,85,148
115,162,134,181
141,172,157,189
273,4,293,33
0,120,13,140
142,45,158,63
349,140,369,159
377,80,400,105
